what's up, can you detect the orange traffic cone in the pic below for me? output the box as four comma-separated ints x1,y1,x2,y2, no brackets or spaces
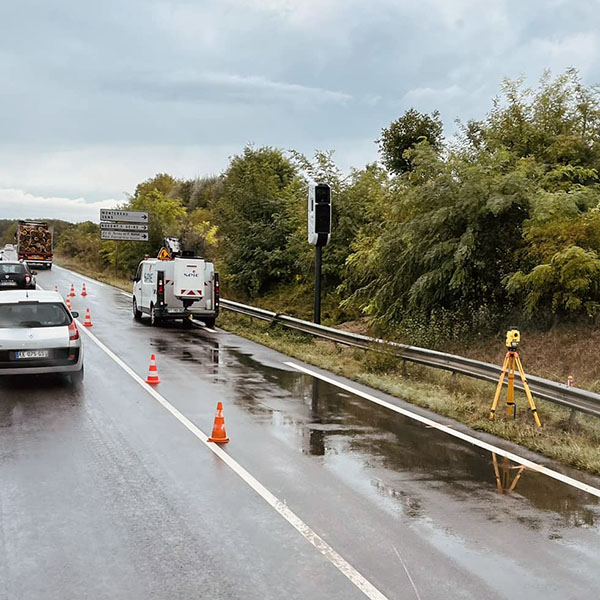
83,308,93,327
66,297,72,311
145,354,161,385
208,402,230,443
69,283,76,297
81,282,88,297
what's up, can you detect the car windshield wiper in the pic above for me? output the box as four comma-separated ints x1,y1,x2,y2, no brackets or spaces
18,321,44,327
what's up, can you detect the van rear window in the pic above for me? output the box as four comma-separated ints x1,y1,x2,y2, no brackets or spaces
0,302,71,328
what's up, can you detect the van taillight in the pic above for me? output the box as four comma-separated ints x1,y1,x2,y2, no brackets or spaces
69,321,79,341
25,274,30,283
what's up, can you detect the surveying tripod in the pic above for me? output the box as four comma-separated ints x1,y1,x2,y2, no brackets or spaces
489,330,541,427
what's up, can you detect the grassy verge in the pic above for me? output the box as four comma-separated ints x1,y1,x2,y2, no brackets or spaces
54,255,132,292
219,311,600,476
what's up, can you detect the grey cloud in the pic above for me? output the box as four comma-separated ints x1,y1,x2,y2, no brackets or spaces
1,0,600,204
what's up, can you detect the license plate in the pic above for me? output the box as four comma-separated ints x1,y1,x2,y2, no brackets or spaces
0,281,16,286
167,309,184,314
15,350,49,359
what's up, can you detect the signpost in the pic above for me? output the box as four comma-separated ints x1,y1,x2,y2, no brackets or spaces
100,230,149,241
100,222,148,232
100,209,150,276
100,209,149,223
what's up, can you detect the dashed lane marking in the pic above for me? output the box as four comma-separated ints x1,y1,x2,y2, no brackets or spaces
76,324,390,600
284,362,600,499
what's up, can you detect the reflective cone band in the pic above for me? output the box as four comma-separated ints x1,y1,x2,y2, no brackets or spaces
81,282,87,297
83,307,93,327
145,354,161,385
69,283,76,297
66,297,72,311
208,401,229,443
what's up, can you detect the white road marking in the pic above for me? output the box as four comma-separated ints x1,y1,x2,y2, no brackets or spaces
285,362,600,499
76,324,389,600
392,546,422,600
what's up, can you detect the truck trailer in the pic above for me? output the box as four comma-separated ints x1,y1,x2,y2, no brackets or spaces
17,221,53,269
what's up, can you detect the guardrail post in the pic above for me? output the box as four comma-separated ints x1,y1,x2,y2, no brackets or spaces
449,371,457,393
402,359,408,377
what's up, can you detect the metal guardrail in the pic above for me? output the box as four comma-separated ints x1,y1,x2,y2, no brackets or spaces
220,298,600,418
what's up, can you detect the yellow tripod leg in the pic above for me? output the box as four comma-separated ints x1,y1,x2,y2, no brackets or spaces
515,355,542,428
506,354,516,418
490,354,509,420
491,453,502,491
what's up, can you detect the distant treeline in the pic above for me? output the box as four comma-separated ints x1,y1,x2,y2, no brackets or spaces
46,69,600,341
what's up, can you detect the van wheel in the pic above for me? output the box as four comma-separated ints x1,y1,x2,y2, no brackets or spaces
203,317,216,328
150,304,161,327
133,297,142,321
182,317,194,329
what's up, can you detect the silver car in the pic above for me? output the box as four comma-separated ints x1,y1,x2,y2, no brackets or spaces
0,290,84,383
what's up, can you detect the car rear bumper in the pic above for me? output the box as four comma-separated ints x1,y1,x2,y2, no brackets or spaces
0,347,83,375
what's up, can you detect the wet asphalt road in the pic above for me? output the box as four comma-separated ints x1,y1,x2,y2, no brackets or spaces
1,266,600,600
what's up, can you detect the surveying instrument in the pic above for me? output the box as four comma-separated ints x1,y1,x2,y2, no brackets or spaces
489,329,541,427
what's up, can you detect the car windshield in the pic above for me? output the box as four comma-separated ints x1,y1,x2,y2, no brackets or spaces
0,302,70,328
0,264,26,274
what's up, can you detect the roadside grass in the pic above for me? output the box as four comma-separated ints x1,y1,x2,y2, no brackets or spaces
54,255,132,293
219,311,600,475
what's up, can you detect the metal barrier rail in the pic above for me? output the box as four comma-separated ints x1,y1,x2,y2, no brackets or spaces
220,298,600,418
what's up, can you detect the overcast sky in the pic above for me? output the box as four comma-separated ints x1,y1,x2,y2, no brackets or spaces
1,0,599,222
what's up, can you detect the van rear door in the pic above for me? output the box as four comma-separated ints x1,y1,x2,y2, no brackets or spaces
173,258,205,303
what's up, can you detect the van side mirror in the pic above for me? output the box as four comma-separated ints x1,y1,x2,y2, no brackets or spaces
71,311,79,318
130,275,137,282
31,271,38,275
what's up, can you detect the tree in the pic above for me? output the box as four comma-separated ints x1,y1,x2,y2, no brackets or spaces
378,109,444,174
215,146,302,296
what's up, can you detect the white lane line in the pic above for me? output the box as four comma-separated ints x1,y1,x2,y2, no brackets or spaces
76,324,389,600
285,362,600,499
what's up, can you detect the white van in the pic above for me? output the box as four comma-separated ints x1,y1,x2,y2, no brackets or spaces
132,257,219,327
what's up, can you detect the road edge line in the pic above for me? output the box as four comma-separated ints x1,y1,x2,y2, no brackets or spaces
284,361,600,499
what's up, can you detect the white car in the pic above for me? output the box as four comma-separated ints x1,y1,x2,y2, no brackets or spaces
0,290,84,383
1,244,18,262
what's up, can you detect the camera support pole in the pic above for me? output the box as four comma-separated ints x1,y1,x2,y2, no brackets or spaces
489,350,541,427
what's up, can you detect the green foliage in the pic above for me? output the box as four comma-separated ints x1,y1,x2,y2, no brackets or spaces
54,67,600,336
378,108,444,174
507,246,600,317
215,146,302,296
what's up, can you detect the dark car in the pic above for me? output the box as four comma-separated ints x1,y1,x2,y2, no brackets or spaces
0,262,36,290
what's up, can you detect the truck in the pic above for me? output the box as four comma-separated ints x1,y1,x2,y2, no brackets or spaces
132,239,219,328
17,221,53,269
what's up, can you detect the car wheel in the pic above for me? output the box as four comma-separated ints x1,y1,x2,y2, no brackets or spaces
70,366,84,386
150,304,161,327
133,297,143,321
